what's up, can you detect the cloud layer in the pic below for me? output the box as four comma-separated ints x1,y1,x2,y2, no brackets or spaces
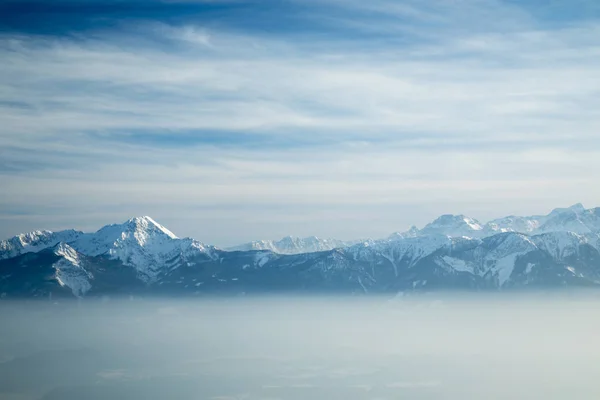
1,0,600,245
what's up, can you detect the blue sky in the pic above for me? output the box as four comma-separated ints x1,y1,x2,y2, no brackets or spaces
1,0,600,246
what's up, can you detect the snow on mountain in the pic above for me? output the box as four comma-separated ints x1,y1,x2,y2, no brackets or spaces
419,214,485,238
583,232,600,250
387,226,420,240
0,217,217,285
375,234,456,267
531,231,588,261
484,204,600,237
345,234,459,279
485,216,542,234
52,243,92,297
2,204,600,297
536,204,600,235
72,217,177,259
480,233,538,286
411,204,600,241
439,256,473,274
71,216,177,257
0,229,84,260
69,216,216,282
434,229,600,287
435,233,538,287
227,236,355,255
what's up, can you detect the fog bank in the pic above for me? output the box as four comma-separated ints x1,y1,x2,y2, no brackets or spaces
1,295,599,399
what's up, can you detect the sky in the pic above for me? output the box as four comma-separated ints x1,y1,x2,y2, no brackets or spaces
1,0,600,247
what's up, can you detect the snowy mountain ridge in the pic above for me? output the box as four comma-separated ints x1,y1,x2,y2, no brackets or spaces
226,236,359,255
389,203,600,240
3,204,598,262
0,229,84,260
229,203,600,253
0,216,217,284
2,204,600,298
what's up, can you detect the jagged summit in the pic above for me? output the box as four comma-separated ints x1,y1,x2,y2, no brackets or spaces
68,216,214,282
419,214,484,238
123,216,178,239
0,216,215,284
569,203,586,211
53,241,78,256
388,226,420,240
226,235,356,254
407,203,600,240
545,203,586,219
0,229,84,260
3,205,600,298
70,216,180,258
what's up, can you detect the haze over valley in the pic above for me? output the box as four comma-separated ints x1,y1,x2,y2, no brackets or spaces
1,297,600,400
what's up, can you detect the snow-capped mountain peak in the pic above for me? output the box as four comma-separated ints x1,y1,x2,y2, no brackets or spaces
570,203,586,211
485,215,541,234
71,216,179,256
420,214,484,237
550,203,586,215
0,217,215,284
227,235,355,254
536,203,600,235
416,203,600,240
68,216,214,282
0,229,84,260
3,204,600,298
124,216,178,240
388,226,420,240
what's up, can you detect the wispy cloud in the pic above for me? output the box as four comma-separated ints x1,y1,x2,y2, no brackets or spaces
1,0,600,245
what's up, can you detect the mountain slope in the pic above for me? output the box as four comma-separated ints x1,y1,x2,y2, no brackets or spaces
0,229,84,260
419,214,485,238
69,216,217,282
52,243,93,297
392,203,600,241
0,216,218,286
2,206,600,299
227,236,356,254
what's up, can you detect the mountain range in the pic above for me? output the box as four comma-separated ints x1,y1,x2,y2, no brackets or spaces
226,236,360,254
2,204,600,299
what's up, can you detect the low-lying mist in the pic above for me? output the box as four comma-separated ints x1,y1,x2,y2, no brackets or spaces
1,294,600,399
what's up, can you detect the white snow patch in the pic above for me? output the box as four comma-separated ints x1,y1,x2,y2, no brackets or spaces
254,252,271,268
493,253,526,287
52,243,92,297
464,218,483,231
440,256,473,273
525,263,535,274
357,276,368,293
381,253,398,277
412,280,427,288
